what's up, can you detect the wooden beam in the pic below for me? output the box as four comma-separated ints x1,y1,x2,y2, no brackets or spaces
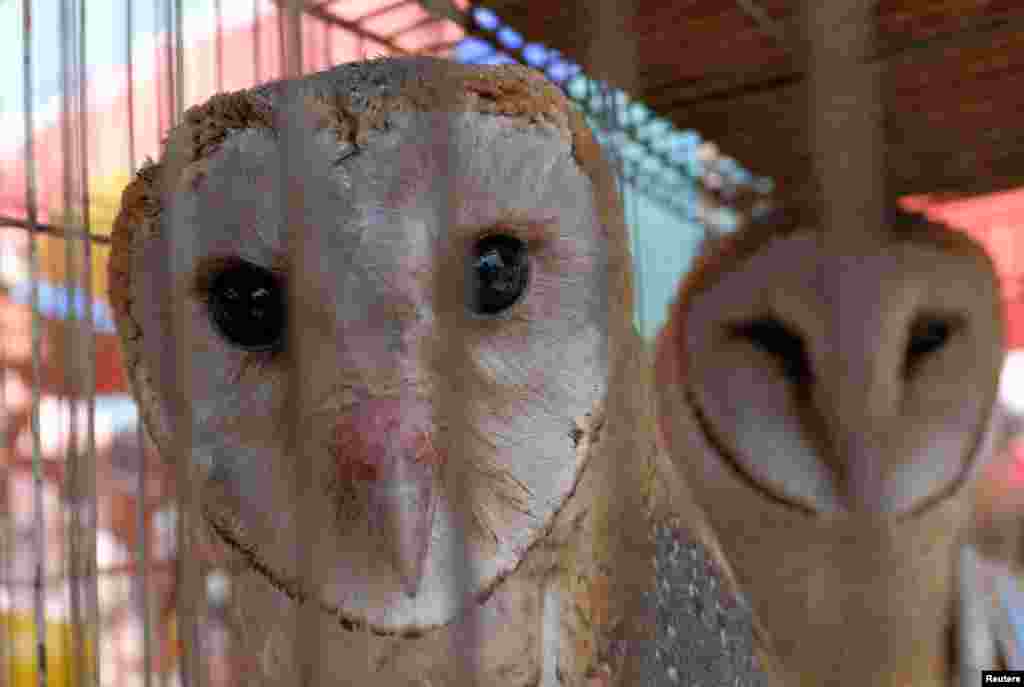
802,3,886,679
803,0,883,225
643,65,798,113
734,0,788,46
641,10,1024,114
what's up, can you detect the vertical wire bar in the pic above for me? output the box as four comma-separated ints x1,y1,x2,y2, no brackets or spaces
405,12,475,676
136,424,153,687
154,0,166,152
276,2,285,79
136,421,153,687
169,195,201,687
581,1,655,680
75,0,102,681
322,20,330,69
995,568,1024,668
277,0,303,78
616,99,647,340
629,166,643,340
0,227,10,683
286,4,302,76
214,0,225,93
124,3,154,682
154,7,169,675
430,97,481,687
126,0,138,188
155,0,200,684
0,216,17,685
124,3,156,685
21,0,48,684
610,88,645,341
959,546,998,681
277,3,323,685
58,0,86,682
165,0,176,129
174,0,185,114
282,95,321,687
167,0,205,682
253,0,262,85
0,335,9,684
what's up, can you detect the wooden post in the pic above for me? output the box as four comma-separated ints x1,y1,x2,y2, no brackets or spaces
804,0,884,237
802,0,889,682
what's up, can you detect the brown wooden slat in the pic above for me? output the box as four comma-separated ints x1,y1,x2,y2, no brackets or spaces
482,0,1024,197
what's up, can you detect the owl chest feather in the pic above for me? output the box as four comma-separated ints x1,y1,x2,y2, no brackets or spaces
683,405,974,687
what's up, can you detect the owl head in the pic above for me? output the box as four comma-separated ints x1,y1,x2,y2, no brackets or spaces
108,57,642,636
656,208,1006,517
651,204,1008,686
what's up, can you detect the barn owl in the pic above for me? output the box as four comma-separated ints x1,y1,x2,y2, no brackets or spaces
653,207,1007,685
105,56,768,686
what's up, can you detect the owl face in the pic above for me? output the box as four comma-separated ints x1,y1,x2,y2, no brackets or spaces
112,60,615,634
666,214,1005,516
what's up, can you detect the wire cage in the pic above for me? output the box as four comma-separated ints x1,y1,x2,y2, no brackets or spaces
0,1,763,685
1,0,1022,686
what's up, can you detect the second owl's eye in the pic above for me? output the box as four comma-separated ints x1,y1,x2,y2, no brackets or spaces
730,316,813,386
206,261,286,352
470,234,530,316
904,312,962,377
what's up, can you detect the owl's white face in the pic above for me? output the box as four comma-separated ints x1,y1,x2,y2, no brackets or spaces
678,223,1004,516
128,106,608,632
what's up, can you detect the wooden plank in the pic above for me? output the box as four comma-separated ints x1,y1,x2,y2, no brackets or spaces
803,0,884,224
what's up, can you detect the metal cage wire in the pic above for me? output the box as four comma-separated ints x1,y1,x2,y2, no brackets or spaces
7,0,988,685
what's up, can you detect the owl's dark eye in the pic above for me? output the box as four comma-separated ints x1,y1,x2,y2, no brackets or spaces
470,234,530,316
206,261,286,352
904,313,961,377
730,316,813,386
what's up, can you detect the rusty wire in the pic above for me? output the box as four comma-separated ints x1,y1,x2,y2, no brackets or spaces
153,0,206,684
1,228,10,679
19,1,48,686
277,4,327,685
122,0,157,681
58,0,99,683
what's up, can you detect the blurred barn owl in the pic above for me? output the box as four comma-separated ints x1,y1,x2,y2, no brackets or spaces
653,208,1007,685
105,56,765,685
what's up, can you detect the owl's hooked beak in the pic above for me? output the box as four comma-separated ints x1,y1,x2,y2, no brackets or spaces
366,457,439,598
330,398,445,598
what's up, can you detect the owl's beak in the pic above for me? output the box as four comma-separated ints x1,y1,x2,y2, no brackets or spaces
366,459,439,598
330,398,445,597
